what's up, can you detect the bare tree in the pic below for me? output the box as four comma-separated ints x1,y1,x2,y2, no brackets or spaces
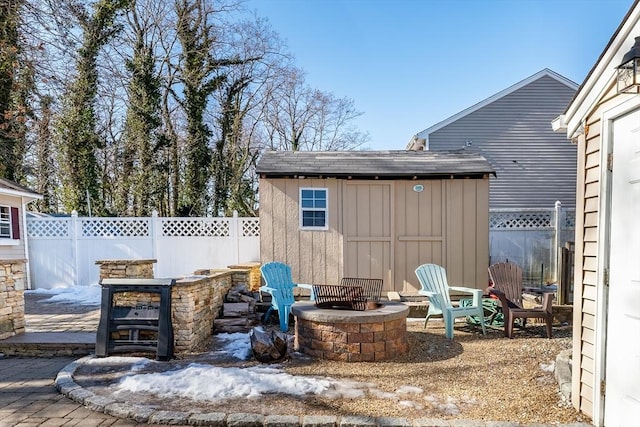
211,17,288,216
260,68,369,152
4,0,371,217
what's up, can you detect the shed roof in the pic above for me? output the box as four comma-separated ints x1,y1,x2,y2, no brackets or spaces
256,150,495,179
0,178,41,201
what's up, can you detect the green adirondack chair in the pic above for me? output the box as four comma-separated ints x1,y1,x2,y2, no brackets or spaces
415,263,486,339
260,262,312,332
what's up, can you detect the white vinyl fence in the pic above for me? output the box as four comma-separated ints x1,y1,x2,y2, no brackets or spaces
489,201,575,286
27,202,573,290
26,211,260,289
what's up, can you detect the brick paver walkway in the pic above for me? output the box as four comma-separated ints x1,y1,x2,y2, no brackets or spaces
24,293,100,333
0,357,148,427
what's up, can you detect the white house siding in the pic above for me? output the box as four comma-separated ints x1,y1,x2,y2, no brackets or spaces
426,75,577,209
0,195,26,260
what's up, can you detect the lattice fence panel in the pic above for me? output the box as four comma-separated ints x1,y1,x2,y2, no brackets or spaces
203,219,230,237
27,219,69,237
564,211,575,228
490,211,553,229
162,218,230,237
242,219,260,237
82,219,149,237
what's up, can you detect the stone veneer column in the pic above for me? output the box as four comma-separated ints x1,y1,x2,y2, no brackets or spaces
95,259,156,280
0,260,26,339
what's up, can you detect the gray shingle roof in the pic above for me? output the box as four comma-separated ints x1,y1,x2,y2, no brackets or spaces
256,150,495,179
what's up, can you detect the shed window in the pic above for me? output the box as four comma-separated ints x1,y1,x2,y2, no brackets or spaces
300,188,328,229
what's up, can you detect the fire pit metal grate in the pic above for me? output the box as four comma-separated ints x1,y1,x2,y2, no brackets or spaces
313,277,383,311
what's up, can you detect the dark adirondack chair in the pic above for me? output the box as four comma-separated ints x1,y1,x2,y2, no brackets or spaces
487,262,554,339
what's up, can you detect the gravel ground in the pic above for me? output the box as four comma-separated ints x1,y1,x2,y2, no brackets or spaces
73,318,589,424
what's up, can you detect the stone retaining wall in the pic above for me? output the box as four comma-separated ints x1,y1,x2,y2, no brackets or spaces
0,260,26,339
99,261,248,354
171,273,233,352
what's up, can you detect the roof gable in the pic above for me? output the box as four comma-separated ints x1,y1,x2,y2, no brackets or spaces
564,0,640,139
411,69,579,146
256,150,495,180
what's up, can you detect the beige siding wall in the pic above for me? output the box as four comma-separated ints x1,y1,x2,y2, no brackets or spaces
443,179,490,289
260,176,490,293
259,178,343,286
0,195,26,260
571,81,620,419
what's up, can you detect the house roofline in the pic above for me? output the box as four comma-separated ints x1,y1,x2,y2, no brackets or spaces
0,178,42,203
564,0,640,140
409,68,579,147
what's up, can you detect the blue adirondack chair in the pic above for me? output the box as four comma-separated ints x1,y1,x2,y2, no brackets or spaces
415,263,486,339
260,262,313,332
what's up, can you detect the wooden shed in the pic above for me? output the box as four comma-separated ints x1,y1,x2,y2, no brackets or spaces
556,1,640,425
256,150,495,292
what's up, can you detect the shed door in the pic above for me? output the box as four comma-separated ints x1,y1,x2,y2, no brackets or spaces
343,182,393,290
394,181,445,292
605,109,640,426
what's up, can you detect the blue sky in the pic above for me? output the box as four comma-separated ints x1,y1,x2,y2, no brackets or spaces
247,0,635,150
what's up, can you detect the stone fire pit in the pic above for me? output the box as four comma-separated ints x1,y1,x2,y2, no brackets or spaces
291,301,409,362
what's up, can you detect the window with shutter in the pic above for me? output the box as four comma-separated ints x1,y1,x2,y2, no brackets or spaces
0,205,19,240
